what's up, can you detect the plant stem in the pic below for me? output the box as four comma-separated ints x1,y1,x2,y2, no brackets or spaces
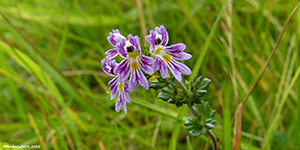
175,79,219,150
187,102,218,150
206,130,218,150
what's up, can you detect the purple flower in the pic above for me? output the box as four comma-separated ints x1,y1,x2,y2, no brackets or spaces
105,29,126,59
146,25,192,81
101,58,131,113
114,34,154,92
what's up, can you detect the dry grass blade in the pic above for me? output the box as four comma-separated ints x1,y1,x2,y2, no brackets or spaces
233,104,242,150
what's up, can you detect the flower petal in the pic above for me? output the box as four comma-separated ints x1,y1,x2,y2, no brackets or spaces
116,38,127,58
128,70,138,92
160,60,168,78
129,34,141,53
165,43,186,53
124,90,131,103
121,94,127,114
107,32,117,47
159,25,169,46
102,58,117,76
107,29,125,47
115,59,130,82
172,61,192,75
105,49,118,60
167,61,182,81
108,76,119,99
101,59,111,76
145,30,156,51
115,94,123,112
137,69,149,90
140,55,154,75
169,52,192,60
152,58,161,72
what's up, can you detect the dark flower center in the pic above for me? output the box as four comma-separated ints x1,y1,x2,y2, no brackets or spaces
109,68,114,75
155,38,162,45
126,45,135,53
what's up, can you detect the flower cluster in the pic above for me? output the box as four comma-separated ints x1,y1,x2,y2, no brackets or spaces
102,25,192,113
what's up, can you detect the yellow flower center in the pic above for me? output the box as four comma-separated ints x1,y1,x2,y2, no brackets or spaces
128,51,140,59
118,82,124,92
155,46,162,55
162,54,172,62
130,62,140,70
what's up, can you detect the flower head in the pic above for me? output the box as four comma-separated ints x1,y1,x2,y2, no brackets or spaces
146,25,192,81
114,34,154,92
105,29,126,59
101,58,131,113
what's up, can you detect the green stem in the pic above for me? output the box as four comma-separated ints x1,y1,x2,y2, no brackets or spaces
187,102,218,150
206,130,218,150
176,79,218,150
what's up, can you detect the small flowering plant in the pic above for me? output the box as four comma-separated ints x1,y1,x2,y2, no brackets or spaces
102,25,218,150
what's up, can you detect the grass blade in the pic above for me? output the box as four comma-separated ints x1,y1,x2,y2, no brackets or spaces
189,0,232,81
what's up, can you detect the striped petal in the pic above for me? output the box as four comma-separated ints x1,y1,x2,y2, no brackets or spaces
128,70,138,92
115,59,130,82
137,69,149,90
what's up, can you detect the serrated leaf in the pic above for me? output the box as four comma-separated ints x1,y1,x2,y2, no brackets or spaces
205,123,214,129
157,92,170,101
209,110,216,118
199,78,211,90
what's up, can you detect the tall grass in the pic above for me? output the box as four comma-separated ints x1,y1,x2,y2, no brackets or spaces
0,0,299,149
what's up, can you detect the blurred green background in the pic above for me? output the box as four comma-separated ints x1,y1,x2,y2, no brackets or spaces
0,0,299,149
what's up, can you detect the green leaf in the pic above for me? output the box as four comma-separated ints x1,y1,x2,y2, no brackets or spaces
191,76,196,85
209,110,217,118
205,118,213,123
186,125,195,131
190,129,201,137
205,123,214,129
186,136,194,150
157,92,170,101
204,102,209,112
195,76,203,88
162,87,173,95
150,81,166,90
183,121,193,126
197,89,207,96
199,78,211,90
273,131,291,146
201,127,208,134
187,116,195,121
